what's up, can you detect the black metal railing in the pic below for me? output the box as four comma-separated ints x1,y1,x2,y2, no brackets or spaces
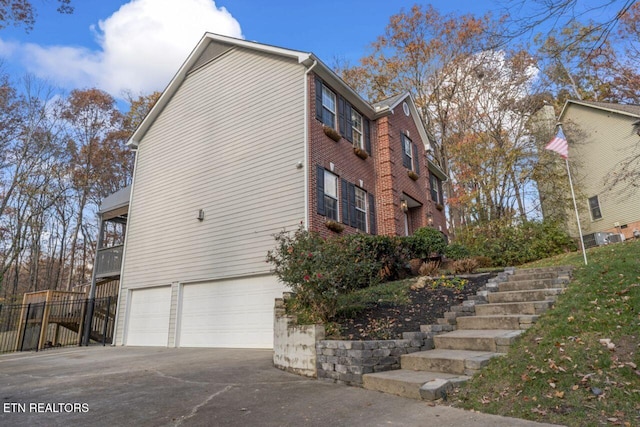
0,296,117,354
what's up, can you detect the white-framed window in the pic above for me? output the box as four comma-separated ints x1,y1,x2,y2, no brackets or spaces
401,133,419,173
588,195,602,220
404,137,412,163
321,84,336,129
352,110,363,149
354,187,367,232
430,173,440,204
324,170,339,221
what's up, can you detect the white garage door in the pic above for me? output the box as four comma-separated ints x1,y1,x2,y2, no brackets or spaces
126,286,171,346
179,276,284,348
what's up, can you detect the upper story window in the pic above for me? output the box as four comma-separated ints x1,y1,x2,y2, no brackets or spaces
588,195,602,220
401,134,420,174
430,173,441,204
321,85,336,128
315,76,371,153
352,110,363,149
315,77,337,129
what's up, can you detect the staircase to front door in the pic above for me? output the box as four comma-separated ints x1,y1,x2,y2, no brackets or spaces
362,266,573,400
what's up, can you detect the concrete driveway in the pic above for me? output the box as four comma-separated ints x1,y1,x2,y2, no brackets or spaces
0,346,560,427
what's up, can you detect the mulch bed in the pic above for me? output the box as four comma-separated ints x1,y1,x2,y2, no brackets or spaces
335,273,495,340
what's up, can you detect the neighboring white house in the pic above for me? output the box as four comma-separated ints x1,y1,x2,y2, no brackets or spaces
555,100,640,244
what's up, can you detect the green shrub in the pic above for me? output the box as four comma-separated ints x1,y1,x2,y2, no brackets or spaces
455,219,576,266
406,227,447,259
444,243,471,260
266,226,411,322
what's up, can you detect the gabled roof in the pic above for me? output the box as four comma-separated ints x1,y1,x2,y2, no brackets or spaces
128,33,437,155
559,99,640,121
373,93,407,111
373,92,433,152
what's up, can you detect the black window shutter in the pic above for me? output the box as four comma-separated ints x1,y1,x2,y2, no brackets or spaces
341,179,349,225
345,103,353,142
315,77,323,122
316,166,325,215
401,135,411,169
338,95,346,136
412,143,420,174
368,193,376,235
348,183,357,228
438,180,444,204
364,119,371,154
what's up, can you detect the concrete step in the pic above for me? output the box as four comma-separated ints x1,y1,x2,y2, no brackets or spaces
456,315,539,330
508,271,557,281
475,300,554,316
362,369,469,400
510,266,572,276
487,288,564,303
433,329,523,352
498,278,563,292
401,349,501,375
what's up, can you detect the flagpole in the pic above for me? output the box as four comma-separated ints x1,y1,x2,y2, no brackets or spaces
563,145,588,266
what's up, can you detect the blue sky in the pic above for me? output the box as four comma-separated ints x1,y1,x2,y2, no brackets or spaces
0,0,615,102
0,0,502,101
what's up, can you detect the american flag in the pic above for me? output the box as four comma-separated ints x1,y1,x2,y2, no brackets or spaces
545,127,568,159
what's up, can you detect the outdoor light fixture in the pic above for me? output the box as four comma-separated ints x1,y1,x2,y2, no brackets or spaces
197,209,205,221
400,199,408,212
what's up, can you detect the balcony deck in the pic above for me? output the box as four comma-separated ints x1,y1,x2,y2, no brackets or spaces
95,245,124,278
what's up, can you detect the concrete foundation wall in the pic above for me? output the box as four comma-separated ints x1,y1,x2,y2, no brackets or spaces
273,298,325,377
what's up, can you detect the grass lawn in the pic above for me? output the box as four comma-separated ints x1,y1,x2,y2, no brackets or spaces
453,239,640,426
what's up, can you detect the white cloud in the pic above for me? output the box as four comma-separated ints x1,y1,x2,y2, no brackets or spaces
3,0,242,97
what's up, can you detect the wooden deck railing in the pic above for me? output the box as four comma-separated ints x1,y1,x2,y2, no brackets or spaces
22,290,86,305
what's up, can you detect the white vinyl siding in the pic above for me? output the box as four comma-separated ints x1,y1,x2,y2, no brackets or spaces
115,45,305,345
562,103,639,235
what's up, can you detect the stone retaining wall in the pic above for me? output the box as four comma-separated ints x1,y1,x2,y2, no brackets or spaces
316,332,435,386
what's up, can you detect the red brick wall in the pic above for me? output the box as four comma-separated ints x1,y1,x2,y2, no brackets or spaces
307,73,449,238
374,106,430,236
308,75,378,239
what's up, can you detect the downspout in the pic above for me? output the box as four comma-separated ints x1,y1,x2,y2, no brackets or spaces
303,58,318,230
